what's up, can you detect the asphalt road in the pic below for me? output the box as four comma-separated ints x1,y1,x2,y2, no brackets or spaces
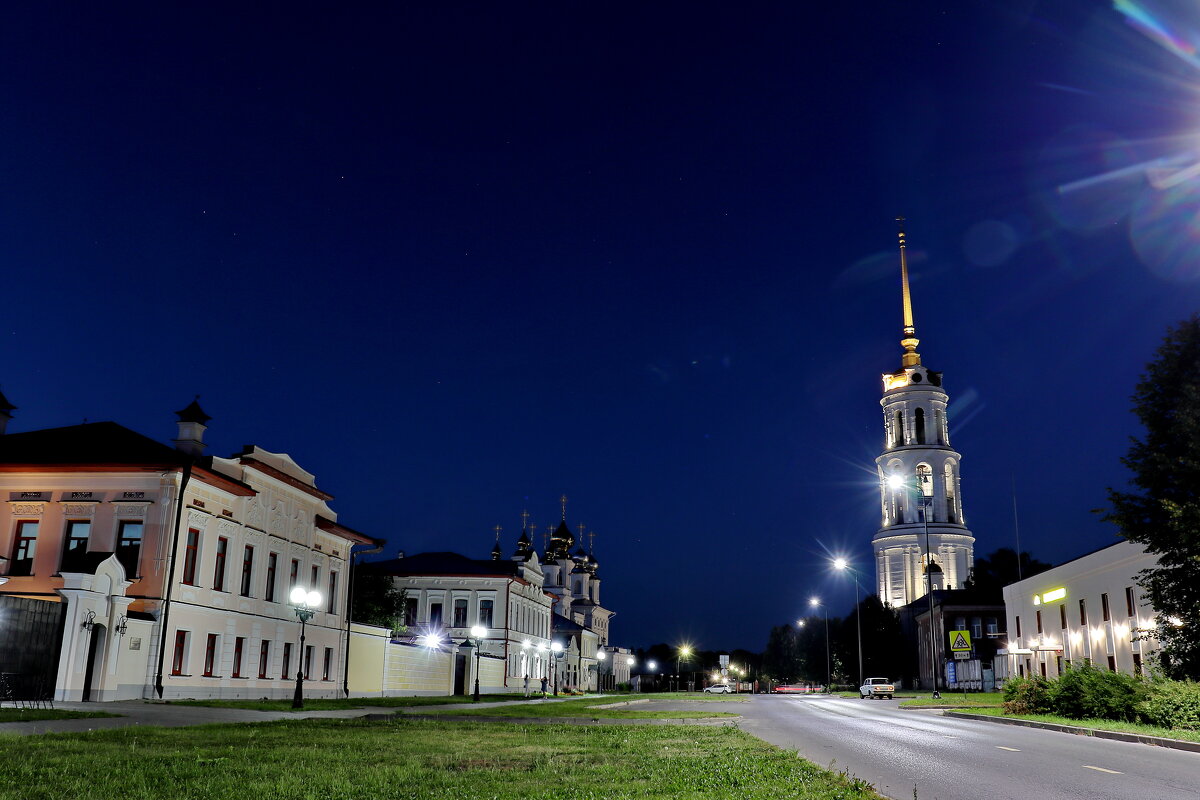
733,694,1200,800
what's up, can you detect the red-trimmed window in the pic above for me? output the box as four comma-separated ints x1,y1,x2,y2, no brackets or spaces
258,640,271,679
171,631,188,675
213,537,228,591
240,545,254,597
327,571,337,613
282,643,292,680
182,528,200,585
116,520,144,577
203,633,219,677
232,636,245,678
10,520,39,576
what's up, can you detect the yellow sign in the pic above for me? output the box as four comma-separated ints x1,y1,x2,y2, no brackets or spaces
949,630,972,651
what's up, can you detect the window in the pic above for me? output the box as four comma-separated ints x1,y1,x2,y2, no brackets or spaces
894,410,904,445
323,647,333,681
116,520,144,577
240,545,255,597
430,602,443,627
1107,655,1117,672
10,520,39,576
232,637,245,678
258,640,271,679
213,537,228,591
1079,599,1088,627
182,528,200,585
311,564,319,590
480,599,494,627
943,463,957,523
1101,593,1111,622
327,571,337,613
1039,662,1046,678
915,407,926,444
1133,653,1143,676
1125,586,1136,617
1036,610,1043,634
453,598,468,627
171,631,189,675
304,646,313,680
265,553,278,602
203,634,219,677
403,597,418,627
1060,604,1067,630
282,643,292,680
1015,615,1022,637
971,617,982,639
290,559,299,592
60,520,91,572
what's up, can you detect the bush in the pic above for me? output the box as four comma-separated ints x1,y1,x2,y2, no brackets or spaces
1139,680,1200,730
1048,662,1146,721
1002,675,1052,714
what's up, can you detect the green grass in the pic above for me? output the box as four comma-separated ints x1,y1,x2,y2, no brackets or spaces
954,708,1200,744
169,694,526,712
0,717,885,799
0,708,119,723
899,692,1004,708
421,697,739,719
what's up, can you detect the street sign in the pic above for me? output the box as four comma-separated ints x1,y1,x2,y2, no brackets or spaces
949,630,972,651
954,651,970,660
719,654,729,668
946,662,956,683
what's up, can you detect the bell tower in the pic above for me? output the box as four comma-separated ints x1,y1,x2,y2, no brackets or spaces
873,220,974,607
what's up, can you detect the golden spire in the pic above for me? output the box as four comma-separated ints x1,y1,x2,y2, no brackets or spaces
897,216,921,368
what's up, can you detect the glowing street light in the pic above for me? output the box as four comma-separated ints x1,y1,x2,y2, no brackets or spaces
550,641,565,695
289,586,322,709
469,624,487,701
810,597,831,692
833,558,864,688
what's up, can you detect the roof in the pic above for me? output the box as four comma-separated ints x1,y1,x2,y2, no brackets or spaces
174,398,211,424
366,551,522,578
0,389,15,414
315,515,381,547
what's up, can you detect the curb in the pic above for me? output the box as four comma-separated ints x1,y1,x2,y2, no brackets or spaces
944,710,1200,754
395,713,737,726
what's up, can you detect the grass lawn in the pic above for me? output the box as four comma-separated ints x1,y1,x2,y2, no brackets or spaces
0,708,119,723
899,692,1004,709
420,697,738,719
0,717,885,800
169,694,529,712
957,708,1200,744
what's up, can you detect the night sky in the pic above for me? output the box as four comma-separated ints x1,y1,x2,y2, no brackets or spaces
5,2,1200,651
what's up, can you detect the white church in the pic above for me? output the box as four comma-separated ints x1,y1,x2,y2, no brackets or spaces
872,224,975,607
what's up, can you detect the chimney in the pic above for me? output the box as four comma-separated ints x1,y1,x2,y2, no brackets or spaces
0,388,14,435
173,397,211,457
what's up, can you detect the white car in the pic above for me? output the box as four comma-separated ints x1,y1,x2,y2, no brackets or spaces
859,677,895,699
703,684,734,694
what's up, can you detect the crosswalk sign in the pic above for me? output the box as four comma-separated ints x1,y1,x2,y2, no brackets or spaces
949,630,972,651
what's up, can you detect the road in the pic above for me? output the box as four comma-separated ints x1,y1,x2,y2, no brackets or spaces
733,694,1200,800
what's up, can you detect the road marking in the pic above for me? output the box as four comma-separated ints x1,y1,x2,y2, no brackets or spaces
995,746,1021,752
1082,765,1123,774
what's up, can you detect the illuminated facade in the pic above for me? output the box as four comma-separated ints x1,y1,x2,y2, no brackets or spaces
873,224,975,607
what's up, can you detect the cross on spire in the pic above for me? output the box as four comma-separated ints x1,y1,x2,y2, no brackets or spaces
493,524,502,543
521,509,530,529
560,494,568,521
588,529,596,554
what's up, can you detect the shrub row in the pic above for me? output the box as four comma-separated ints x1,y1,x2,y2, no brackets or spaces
1002,662,1200,729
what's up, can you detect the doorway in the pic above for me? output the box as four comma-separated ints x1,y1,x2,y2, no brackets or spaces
81,625,106,702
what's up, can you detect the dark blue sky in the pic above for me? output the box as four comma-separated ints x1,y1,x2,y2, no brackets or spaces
5,1,1200,650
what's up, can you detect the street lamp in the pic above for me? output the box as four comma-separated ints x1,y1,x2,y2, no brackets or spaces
469,624,487,702
890,472,942,699
647,659,657,692
597,650,607,692
289,585,322,709
811,597,831,692
833,558,863,689
550,641,564,695
677,645,693,692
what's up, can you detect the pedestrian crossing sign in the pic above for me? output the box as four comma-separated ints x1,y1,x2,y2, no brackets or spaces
949,630,972,651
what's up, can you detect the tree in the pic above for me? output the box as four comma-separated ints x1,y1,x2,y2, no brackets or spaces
351,569,408,632
965,548,1052,597
1106,315,1200,679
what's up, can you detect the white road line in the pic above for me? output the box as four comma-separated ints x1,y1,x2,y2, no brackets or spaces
1082,765,1123,774
995,746,1021,752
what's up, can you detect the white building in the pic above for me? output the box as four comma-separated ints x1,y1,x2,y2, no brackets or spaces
873,224,975,606
0,398,377,702
999,539,1161,682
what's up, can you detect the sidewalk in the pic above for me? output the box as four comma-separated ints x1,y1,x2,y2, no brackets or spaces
0,695,590,737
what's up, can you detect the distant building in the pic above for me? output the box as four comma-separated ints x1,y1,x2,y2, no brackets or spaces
872,224,975,606
999,539,1162,682
0,396,378,702
900,588,1006,691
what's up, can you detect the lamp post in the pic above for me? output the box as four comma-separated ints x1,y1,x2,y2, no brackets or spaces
833,558,863,689
627,656,636,692
890,472,942,699
469,624,487,701
811,597,831,692
677,645,692,692
289,586,322,709
647,659,657,692
597,649,607,692
550,641,564,695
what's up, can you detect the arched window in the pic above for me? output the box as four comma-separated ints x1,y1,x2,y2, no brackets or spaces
895,410,904,446
944,461,958,523
915,408,926,444
916,463,933,521
934,409,945,444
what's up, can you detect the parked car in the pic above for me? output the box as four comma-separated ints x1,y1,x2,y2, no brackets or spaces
703,683,734,694
859,677,895,699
